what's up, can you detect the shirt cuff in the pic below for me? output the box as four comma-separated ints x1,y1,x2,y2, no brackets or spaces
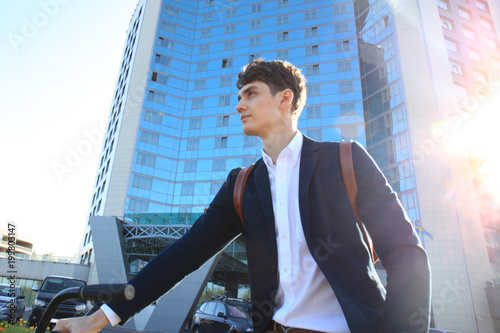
100,304,121,326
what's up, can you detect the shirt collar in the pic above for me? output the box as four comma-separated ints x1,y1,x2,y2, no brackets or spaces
261,131,303,167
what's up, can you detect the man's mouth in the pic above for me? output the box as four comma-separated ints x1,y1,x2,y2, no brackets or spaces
241,114,251,121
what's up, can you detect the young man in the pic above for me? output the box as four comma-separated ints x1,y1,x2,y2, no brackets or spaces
55,59,431,333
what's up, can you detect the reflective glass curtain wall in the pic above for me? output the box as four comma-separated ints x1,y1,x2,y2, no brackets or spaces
354,0,423,239
126,0,366,220
122,0,367,298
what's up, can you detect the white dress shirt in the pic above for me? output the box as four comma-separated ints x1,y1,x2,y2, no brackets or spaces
102,131,350,332
261,131,350,333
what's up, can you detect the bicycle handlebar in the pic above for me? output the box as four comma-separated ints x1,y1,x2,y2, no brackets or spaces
79,283,135,302
35,283,135,333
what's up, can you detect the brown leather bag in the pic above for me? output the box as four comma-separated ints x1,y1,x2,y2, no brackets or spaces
233,163,255,227
233,141,378,264
340,140,379,264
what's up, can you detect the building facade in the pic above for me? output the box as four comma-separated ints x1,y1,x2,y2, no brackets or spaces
78,0,500,332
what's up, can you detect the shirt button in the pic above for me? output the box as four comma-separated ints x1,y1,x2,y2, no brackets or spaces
282,234,286,238
279,202,283,207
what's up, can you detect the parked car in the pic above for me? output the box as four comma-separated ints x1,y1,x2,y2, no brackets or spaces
28,275,86,327
192,296,253,333
0,283,26,322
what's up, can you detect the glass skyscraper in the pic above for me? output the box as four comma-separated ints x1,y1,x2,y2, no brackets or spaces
79,0,500,331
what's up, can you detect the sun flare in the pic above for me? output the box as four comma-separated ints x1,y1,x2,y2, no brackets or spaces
441,85,500,204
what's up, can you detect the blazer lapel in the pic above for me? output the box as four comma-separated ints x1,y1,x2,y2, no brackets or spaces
299,135,319,241
254,160,277,242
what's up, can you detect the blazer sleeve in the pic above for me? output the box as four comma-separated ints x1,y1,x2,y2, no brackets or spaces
351,142,431,332
106,168,243,325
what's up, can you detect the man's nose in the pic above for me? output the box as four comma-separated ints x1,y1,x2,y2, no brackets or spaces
236,101,245,113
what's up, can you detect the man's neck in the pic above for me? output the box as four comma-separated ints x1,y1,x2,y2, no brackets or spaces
261,128,298,165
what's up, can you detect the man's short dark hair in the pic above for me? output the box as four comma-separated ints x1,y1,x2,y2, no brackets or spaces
236,59,307,117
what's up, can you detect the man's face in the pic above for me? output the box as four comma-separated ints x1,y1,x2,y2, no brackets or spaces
236,81,286,138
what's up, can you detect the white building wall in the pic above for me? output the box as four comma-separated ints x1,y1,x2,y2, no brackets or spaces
0,258,90,281
104,0,162,217
392,0,495,331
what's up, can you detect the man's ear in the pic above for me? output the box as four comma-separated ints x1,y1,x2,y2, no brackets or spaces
280,89,294,110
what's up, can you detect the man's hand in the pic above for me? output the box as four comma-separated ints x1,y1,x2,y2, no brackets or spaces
53,309,110,333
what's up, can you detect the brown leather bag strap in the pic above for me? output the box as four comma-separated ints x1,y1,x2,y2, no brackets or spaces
339,140,378,264
233,163,255,227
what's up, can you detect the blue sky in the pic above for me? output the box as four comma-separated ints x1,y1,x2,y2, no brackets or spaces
2,0,499,259
0,0,139,256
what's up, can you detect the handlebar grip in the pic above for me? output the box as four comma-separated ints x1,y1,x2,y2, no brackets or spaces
78,283,135,302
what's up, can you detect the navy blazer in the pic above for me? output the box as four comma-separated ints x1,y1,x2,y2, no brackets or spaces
109,136,431,333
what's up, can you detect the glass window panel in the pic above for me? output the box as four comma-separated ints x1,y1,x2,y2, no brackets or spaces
225,24,236,34
192,98,204,109
213,158,226,171
449,61,463,75
195,79,206,90
181,183,194,195
189,118,202,129
187,139,200,150
277,0,288,8
226,8,237,18
333,4,347,15
307,106,321,118
445,39,458,52
476,1,487,11
305,9,317,19
218,95,231,106
458,8,471,20
203,13,213,22
252,3,262,13
221,58,233,68
220,76,232,87
468,48,480,61
277,49,289,60
184,160,197,172
481,18,492,30
440,17,453,30
437,0,449,10
251,19,262,29
244,135,259,146
250,36,261,46
201,28,211,38
307,129,322,140
306,26,318,37
341,126,357,139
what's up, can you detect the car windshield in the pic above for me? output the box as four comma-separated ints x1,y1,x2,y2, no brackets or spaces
0,286,14,297
40,277,85,293
227,303,250,319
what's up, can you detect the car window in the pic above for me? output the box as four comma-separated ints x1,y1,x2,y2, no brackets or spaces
227,304,249,319
205,302,216,315
40,277,85,293
199,303,207,313
0,286,12,297
215,303,226,316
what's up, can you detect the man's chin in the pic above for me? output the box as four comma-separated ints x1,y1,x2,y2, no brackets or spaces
242,126,256,136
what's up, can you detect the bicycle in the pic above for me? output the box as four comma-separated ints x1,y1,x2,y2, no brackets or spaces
34,283,135,333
